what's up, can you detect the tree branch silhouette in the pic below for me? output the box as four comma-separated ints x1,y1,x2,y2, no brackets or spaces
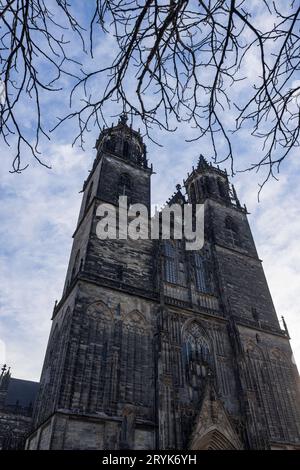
1,1,299,184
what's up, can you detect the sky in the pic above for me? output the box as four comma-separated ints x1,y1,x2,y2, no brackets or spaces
0,1,299,381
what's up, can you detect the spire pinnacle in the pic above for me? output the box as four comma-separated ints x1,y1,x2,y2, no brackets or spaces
197,154,208,169
119,112,128,125
1,364,7,377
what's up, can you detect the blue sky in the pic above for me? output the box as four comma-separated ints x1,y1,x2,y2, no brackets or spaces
0,1,299,381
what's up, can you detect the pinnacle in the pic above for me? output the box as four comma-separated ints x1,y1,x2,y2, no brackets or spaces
197,154,209,169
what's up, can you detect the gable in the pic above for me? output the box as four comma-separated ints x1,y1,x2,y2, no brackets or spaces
189,380,243,450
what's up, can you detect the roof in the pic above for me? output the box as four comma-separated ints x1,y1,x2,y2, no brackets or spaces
4,377,39,409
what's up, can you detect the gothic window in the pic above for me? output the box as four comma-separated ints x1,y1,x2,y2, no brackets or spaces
121,311,152,406
190,183,197,204
183,322,212,402
164,240,178,284
71,301,114,412
184,326,210,366
217,178,227,198
133,142,142,163
197,179,205,199
123,140,129,158
205,176,213,195
105,135,116,153
85,181,93,212
194,252,208,293
225,216,240,247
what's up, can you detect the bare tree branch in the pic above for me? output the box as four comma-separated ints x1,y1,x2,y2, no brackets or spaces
0,0,83,172
1,0,300,184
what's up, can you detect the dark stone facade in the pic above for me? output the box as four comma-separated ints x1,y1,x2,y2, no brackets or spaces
25,119,300,449
0,366,39,449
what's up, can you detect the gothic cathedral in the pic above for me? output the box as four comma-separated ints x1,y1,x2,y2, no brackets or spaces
26,117,300,450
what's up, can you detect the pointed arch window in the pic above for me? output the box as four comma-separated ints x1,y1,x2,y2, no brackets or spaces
197,179,205,200
184,334,210,367
225,216,240,247
190,183,197,204
217,178,227,199
183,322,213,403
164,241,178,284
121,311,152,406
194,252,208,293
123,140,129,158
205,176,213,195
105,135,117,153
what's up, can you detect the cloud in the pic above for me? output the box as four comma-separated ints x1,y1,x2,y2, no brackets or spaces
0,142,92,380
0,0,299,383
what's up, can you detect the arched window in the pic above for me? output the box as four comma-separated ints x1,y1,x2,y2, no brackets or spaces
105,135,116,153
194,252,207,293
225,216,240,247
123,140,129,158
183,321,213,403
184,323,211,367
217,178,227,198
164,241,178,284
133,142,142,163
85,181,93,212
205,176,213,195
120,311,152,406
190,183,197,204
197,179,205,199
70,301,114,411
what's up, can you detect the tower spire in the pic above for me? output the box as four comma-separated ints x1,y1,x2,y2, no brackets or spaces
1,364,7,377
119,112,128,125
197,154,209,170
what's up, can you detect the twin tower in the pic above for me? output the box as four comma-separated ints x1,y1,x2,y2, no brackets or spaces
26,116,300,450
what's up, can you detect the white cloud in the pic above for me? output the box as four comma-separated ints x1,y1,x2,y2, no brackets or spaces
0,0,299,384
0,142,92,380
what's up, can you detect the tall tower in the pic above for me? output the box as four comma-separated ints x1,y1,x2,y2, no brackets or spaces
27,116,157,450
181,155,300,449
26,126,300,450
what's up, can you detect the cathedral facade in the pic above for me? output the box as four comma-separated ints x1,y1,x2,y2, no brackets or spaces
26,117,300,450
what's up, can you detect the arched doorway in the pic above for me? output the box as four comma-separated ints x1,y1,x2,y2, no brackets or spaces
191,428,238,450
